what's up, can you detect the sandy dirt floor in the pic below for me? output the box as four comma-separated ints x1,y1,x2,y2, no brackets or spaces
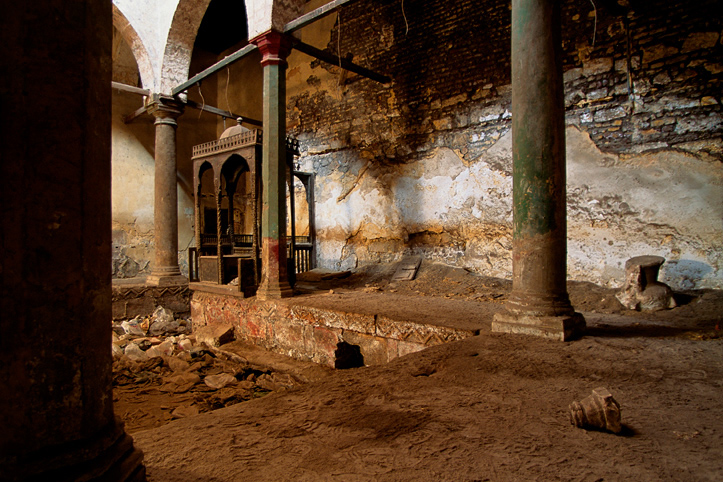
120,262,723,481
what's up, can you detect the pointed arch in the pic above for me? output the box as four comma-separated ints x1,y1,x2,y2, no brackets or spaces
159,0,215,93
112,4,155,90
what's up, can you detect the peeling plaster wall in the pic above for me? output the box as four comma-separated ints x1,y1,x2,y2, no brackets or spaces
111,93,197,279
286,0,723,289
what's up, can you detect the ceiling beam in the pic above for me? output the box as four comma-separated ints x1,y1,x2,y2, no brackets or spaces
123,105,149,124
291,39,390,84
283,0,362,34
171,0,380,95
112,81,151,96
184,99,262,127
172,44,258,96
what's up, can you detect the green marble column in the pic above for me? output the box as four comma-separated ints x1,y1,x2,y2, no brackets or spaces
253,31,294,299
492,0,585,341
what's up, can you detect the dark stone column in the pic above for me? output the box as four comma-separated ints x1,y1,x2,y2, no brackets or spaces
252,30,294,299
492,0,585,341
146,96,187,286
0,0,145,480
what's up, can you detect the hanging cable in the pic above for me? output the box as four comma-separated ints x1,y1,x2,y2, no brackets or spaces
589,0,598,47
401,0,409,35
337,11,343,91
225,67,231,114
197,82,205,120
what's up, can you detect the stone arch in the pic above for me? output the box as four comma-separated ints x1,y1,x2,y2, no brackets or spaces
112,4,155,89
159,0,215,94
245,0,305,39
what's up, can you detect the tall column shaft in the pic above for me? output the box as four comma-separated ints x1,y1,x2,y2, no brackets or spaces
0,0,144,479
252,31,294,299
492,0,585,341
146,97,187,286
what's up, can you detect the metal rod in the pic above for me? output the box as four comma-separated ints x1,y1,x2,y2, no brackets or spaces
184,99,262,126
172,44,258,96
112,81,151,96
123,105,149,124
291,39,390,84
283,0,362,34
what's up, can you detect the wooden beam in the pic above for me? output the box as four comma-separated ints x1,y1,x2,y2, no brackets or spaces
184,99,262,127
112,81,150,96
123,104,149,124
283,0,362,34
171,0,373,96
291,39,391,84
172,44,258,96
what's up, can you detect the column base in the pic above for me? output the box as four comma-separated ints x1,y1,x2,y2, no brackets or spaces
492,310,586,341
256,280,294,300
145,271,188,287
1,419,145,482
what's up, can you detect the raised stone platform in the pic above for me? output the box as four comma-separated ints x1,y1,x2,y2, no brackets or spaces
190,283,487,368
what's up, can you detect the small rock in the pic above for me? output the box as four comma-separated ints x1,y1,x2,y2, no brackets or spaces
204,373,237,390
255,373,278,391
166,356,191,373
171,405,199,419
120,319,145,337
112,344,124,359
178,339,193,351
176,351,193,362
165,372,201,386
237,380,255,390
195,323,235,347
149,306,179,336
124,343,148,361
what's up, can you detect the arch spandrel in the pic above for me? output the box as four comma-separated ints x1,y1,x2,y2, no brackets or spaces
112,4,155,90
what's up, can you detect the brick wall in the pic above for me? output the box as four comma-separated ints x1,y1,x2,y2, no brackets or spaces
286,0,723,288
290,0,720,162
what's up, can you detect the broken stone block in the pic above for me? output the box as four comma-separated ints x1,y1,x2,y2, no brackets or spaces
204,373,237,390
616,255,677,311
570,387,622,434
195,323,235,347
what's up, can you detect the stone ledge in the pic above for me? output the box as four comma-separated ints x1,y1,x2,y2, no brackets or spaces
191,291,485,367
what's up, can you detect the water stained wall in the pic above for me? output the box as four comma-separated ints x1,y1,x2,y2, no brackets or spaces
286,0,722,289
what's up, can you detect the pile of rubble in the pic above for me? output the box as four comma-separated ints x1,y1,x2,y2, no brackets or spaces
112,307,299,424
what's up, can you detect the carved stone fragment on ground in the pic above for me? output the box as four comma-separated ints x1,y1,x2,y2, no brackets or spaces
616,255,677,311
569,387,622,433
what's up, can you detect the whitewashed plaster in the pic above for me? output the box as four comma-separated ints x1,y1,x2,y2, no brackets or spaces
310,126,723,290
113,0,180,91
113,0,306,92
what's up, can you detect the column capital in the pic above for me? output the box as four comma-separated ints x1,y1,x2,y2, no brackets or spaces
146,94,184,124
250,30,292,67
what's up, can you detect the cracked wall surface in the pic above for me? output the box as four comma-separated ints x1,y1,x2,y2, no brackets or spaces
286,0,722,289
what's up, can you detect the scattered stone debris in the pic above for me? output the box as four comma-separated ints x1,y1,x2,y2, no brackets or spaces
112,307,301,433
569,387,623,434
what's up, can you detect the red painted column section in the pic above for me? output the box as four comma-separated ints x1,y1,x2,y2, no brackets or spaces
0,0,145,479
252,31,294,299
